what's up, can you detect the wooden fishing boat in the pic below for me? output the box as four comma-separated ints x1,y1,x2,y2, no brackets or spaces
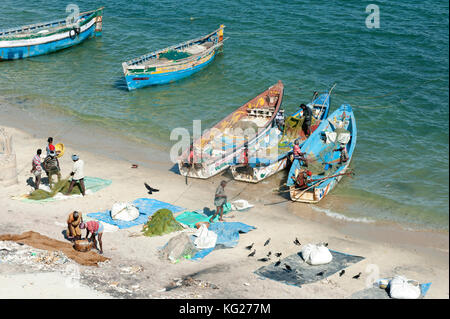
122,25,227,90
286,104,356,203
230,90,332,183
0,7,103,60
178,81,284,179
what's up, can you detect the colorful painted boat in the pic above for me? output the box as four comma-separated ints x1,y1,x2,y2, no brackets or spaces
0,7,103,60
230,90,332,183
178,81,284,179
122,25,226,90
286,104,356,203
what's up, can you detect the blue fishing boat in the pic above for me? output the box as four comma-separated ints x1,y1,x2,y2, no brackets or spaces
122,25,226,90
286,104,356,203
230,88,333,183
0,7,103,60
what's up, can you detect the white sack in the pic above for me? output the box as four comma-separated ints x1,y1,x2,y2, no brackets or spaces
389,276,421,299
111,202,139,221
193,224,217,249
301,243,333,265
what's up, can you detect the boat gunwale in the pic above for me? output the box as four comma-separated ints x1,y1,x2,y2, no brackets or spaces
124,25,226,68
125,39,227,71
0,7,103,40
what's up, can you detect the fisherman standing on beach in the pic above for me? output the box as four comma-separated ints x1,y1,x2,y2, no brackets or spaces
46,137,55,156
31,149,42,190
67,211,83,241
210,180,227,223
80,220,103,254
43,150,61,188
300,104,312,137
66,154,86,196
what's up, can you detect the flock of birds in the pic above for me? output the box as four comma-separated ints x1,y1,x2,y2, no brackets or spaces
245,238,363,280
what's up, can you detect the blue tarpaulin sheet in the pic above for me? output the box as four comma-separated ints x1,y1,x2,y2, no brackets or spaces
87,198,184,229
191,222,256,260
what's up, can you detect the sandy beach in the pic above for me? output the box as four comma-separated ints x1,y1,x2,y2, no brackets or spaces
0,122,448,299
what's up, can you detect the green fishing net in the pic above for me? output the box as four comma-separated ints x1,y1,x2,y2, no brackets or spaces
159,50,191,61
28,179,81,200
142,209,184,237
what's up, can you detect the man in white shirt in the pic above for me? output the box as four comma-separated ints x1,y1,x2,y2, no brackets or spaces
65,154,86,196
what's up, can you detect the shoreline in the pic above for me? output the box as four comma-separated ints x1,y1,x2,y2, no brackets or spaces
0,100,448,235
0,122,448,298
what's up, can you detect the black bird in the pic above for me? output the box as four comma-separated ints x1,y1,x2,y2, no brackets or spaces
248,250,256,257
245,243,254,250
264,238,271,246
352,272,362,279
284,264,292,272
323,242,329,247
275,252,282,258
267,251,272,258
294,238,301,246
316,271,325,277
274,260,281,267
144,183,159,194
258,257,269,262
339,270,345,277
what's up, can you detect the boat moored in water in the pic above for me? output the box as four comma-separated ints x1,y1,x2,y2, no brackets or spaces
122,25,226,90
0,7,103,60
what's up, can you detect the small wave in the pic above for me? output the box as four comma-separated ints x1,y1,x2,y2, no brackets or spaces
311,206,375,224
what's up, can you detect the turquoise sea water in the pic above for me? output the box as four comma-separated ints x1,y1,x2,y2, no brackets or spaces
0,0,448,229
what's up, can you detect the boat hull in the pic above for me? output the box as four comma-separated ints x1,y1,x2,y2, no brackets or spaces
231,156,289,183
287,104,356,203
0,9,102,60
178,81,284,179
125,51,216,90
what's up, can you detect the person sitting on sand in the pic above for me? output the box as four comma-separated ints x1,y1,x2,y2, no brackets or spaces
210,180,227,223
43,150,61,188
67,211,83,241
80,221,103,254
46,137,55,157
66,154,86,196
31,149,42,190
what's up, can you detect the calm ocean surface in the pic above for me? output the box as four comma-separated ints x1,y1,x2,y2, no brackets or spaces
0,0,448,229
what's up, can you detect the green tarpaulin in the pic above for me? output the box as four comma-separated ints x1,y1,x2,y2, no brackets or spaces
175,203,232,228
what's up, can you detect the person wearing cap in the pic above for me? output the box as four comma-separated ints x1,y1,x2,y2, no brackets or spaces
80,220,104,254
66,154,86,196
299,104,312,137
46,137,55,156
210,180,228,223
31,149,43,190
67,211,83,241
43,150,61,188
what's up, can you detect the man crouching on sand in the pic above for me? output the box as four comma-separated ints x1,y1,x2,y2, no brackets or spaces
210,180,227,223
67,211,83,241
80,221,104,254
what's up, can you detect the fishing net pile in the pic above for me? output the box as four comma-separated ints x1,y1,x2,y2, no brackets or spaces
305,127,351,176
160,232,199,263
28,179,81,200
142,209,184,237
159,50,191,61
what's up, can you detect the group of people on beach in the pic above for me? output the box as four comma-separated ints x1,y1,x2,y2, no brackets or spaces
30,136,86,196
